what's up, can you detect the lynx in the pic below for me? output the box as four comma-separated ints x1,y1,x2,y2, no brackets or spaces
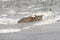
18,15,43,23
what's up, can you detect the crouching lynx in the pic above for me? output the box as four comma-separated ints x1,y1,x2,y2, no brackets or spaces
18,15,43,23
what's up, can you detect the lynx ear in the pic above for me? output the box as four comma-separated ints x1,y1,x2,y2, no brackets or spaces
41,15,43,16
34,15,37,17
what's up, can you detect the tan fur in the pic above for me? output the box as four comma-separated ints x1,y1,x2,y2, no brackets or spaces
34,15,43,21
18,15,43,23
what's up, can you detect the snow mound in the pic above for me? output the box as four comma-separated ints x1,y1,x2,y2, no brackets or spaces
0,18,19,25
0,29,21,33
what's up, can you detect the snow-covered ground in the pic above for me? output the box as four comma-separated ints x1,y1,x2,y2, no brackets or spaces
0,29,20,33
0,11,57,25
0,23,60,40
0,0,60,40
0,18,19,24
0,0,60,34
0,11,60,33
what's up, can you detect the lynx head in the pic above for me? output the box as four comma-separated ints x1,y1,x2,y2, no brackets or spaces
34,15,43,21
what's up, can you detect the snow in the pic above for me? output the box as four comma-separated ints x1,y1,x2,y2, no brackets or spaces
0,18,19,24
0,11,53,25
8,9,16,15
0,10,60,33
42,0,47,1
1,14,8,17
0,0,60,40
0,29,21,33
28,5,36,8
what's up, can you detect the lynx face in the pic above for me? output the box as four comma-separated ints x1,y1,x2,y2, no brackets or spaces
34,15,43,21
